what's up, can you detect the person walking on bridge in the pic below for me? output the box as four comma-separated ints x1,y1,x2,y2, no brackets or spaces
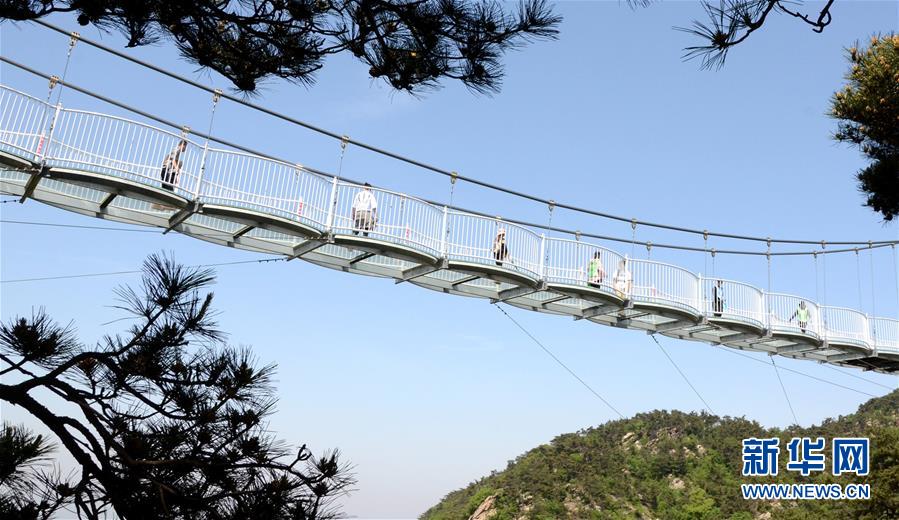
588,251,605,288
789,300,811,333
613,259,632,302
713,279,726,317
352,183,378,237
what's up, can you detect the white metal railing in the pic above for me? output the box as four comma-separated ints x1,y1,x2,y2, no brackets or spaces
200,149,331,229
767,293,822,339
822,306,871,348
1,83,897,358
871,317,899,354
701,278,766,328
544,238,624,297
628,259,701,314
45,109,203,198
0,85,53,162
445,212,541,278
331,182,444,256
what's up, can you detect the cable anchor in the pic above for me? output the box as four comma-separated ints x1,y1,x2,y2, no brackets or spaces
68,32,80,49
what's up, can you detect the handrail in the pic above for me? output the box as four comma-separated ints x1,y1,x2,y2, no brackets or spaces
60,108,202,144
1,85,896,353
0,84,51,105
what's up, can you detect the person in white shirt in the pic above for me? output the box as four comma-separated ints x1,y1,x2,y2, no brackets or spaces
613,259,632,302
351,183,378,236
493,227,509,266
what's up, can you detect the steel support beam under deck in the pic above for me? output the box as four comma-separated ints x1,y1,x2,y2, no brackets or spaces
165,201,201,234
396,259,446,284
491,282,545,304
775,343,821,355
575,303,622,321
826,352,869,363
288,238,328,260
451,275,480,287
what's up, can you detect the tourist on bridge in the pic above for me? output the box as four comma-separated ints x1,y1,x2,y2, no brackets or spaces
493,227,509,266
588,251,605,288
713,279,726,317
352,183,378,237
789,300,811,333
613,259,632,302
160,139,187,192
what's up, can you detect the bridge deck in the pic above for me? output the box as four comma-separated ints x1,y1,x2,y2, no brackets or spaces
1,84,896,373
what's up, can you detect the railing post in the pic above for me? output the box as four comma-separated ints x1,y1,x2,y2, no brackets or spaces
819,306,826,342
695,273,702,316
325,177,339,233
864,314,873,353
440,206,449,257
194,142,210,199
538,234,546,279
38,103,62,165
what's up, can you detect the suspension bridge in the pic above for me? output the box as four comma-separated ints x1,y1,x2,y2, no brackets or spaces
1,70,898,375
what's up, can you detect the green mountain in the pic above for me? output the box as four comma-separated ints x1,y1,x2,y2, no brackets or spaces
421,389,899,519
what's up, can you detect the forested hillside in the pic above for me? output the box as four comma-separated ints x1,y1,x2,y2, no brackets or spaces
422,390,899,519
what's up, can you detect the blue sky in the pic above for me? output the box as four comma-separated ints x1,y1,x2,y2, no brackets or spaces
2,2,898,518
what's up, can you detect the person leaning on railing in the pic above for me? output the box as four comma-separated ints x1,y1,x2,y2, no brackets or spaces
493,227,509,266
352,183,378,237
161,139,187,192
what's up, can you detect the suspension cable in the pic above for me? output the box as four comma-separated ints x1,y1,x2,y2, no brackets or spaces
703,231,709,277
893,245,899,317
26,19,899,248
771,356,800,425
545,200,555,265
2,56,897,258
813,252,820,303
855,248,863,312
1,257,287,284
822,241,828,309
336,135,349,176
52,31,78,105
649,334,714,414
724,345,882,397
494,303,625,419
868,243,876,326
630,219,637,260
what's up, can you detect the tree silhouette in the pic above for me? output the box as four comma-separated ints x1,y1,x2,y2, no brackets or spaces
0,0,561,93
831,35,899,221
679,0,837,68
0,424,66,520
0,253,353,519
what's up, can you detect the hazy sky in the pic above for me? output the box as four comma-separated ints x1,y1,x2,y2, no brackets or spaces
2,2,898,518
